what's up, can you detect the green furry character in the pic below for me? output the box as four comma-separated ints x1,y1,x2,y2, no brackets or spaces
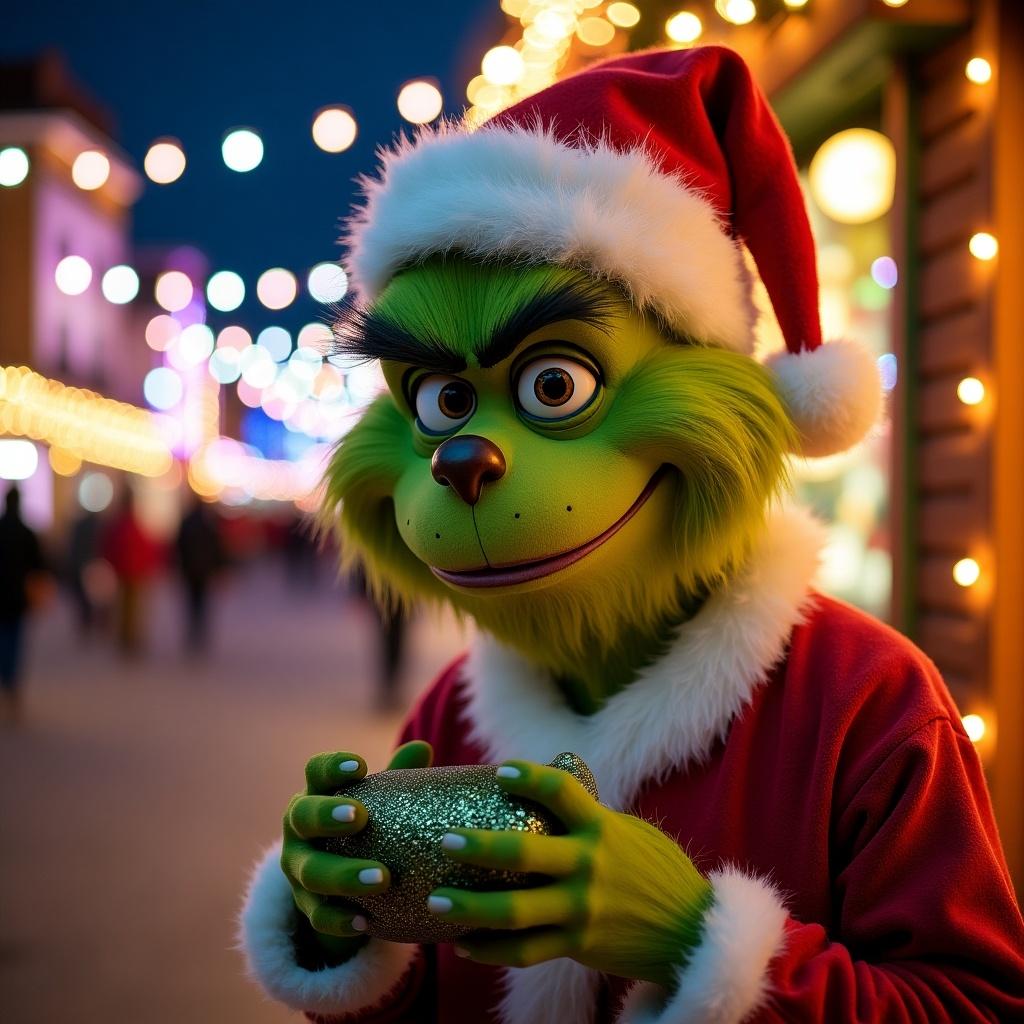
240,47,1024,1024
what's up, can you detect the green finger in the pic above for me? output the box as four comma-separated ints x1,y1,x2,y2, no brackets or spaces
440,828,582,877
495,761,600,830
387,740,434,771
305,752,367,794
457,926,570,968
428,884,578,930
293,849,391,897
293,890,367,938
288,795,367,839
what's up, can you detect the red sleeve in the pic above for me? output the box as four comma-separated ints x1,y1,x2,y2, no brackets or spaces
759,717,1024,1022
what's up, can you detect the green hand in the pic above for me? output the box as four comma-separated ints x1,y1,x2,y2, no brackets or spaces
428,759,712,987
281,741,434,964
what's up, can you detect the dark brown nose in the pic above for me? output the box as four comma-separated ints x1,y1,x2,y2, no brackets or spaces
431,434,507,506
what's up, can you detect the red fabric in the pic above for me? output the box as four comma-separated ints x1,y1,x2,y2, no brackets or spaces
312,595,1024,1022
492,46,822,356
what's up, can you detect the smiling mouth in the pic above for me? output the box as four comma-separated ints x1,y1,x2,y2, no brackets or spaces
430,466,670,590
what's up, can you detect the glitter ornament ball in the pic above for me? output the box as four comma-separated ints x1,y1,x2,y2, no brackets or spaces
322,752,598,943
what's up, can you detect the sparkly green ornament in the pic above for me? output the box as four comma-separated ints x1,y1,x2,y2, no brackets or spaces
322,752,597,943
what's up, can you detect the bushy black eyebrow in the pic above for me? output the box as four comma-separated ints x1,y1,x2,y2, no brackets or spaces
329,305,467,373
475,276,620,368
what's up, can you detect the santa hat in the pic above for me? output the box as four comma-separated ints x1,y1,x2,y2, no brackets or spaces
344,46,881,457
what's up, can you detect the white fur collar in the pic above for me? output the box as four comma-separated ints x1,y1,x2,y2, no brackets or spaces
460,505,825,813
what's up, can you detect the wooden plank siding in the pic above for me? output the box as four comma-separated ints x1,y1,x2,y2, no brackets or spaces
910,27,992,683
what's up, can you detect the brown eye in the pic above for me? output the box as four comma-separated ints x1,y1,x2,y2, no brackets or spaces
516,357,598,420
415,374,476,434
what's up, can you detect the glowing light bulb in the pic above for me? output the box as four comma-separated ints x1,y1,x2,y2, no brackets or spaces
952,558,980,587
72,150,110,190
957,377,985,406
207,270,245,312
101,265,140,304
482,46,525,87
308,262,348,303
965,57,992,84
606,2,641,27
312,107,358,153
0,146,30,187
961,713,986,743
222,129,264,172
716,0,757,25
969,232,998,261
257,268,297,310
397,80,444,125
55,255,92,295
666,11,703,43
809,129,896,224
144,140,186,184
155,270,194,312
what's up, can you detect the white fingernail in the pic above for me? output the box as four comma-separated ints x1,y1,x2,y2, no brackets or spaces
441,833,467,851
331,804,356,822
358,868,384,885
428,895,453,914
351,915,367,932
339,759,360,772
496,765,522,779
454,946,470,958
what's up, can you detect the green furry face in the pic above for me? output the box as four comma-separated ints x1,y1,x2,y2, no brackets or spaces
324,259,793,673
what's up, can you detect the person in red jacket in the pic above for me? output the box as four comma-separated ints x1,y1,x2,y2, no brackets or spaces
240,47,1024,1023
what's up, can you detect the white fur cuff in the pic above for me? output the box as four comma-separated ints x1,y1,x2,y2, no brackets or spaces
238,843,420,1016
619,867,788,1024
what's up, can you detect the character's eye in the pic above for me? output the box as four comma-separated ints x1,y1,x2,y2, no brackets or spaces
414,374,476,434
515,357,598,420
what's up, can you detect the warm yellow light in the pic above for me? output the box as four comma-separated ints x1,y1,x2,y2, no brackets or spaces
312,107,357,153
577,17,615,46
482,46,525,86
500,0,528,15
964,57,992,84
256,268,298,310
962,713,986,743
809,128,896,224
881,0,909,6
956,376,985,406
716,0,757,25
606,2,641,27
49,447,82,477
155,270,194,312
397,80,444,124
533,9,574,40
71,150,110,191
144,140,186,184
0,365,172,477
784,0,809,7
969,231,998,261
666,11,703,42
952,557,981,588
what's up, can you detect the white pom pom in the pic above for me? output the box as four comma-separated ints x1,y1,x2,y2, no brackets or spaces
764,339,883,457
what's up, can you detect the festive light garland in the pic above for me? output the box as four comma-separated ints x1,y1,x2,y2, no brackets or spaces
0,365,173,477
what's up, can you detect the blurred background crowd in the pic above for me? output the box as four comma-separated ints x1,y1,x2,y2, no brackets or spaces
1,0,1021,1021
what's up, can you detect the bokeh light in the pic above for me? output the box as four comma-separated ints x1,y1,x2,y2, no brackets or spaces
0,146,30,187
666,11,703,43
256,267,297,310
969,232,998,261
49,447,82,477
952,557,981,588
55,255,92,295
78,471,114,513
870,256,898,289
957,376,985,406
962,713,986,743
308,262,348,303
716,0,757,25
577,17,615,46
144,139,186,184
257,326,293,362
397,80,444,124
965,57,992,84
155,270,194,312
222,129,264,172
482,46,525,86
606,2,641,27
178,323,215,367
809,129,896,224
207,270,245,311
209,348,242,384
298,323,332,350
0,439,39,481
143,367,184,410
101,264,140,304
216,325,252,352
145,314,180,352
312,107,358,153
71,150,110,190
240,345,277,388
236,379,263,408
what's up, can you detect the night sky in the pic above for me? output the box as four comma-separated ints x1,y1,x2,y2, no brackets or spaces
1,1,500,333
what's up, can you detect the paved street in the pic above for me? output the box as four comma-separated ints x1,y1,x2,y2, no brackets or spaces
0,559,469,1023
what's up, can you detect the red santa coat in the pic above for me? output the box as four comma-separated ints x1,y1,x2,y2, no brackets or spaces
240,508,1024,1023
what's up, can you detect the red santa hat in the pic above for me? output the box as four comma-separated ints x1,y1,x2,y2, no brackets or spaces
344,46,881,457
